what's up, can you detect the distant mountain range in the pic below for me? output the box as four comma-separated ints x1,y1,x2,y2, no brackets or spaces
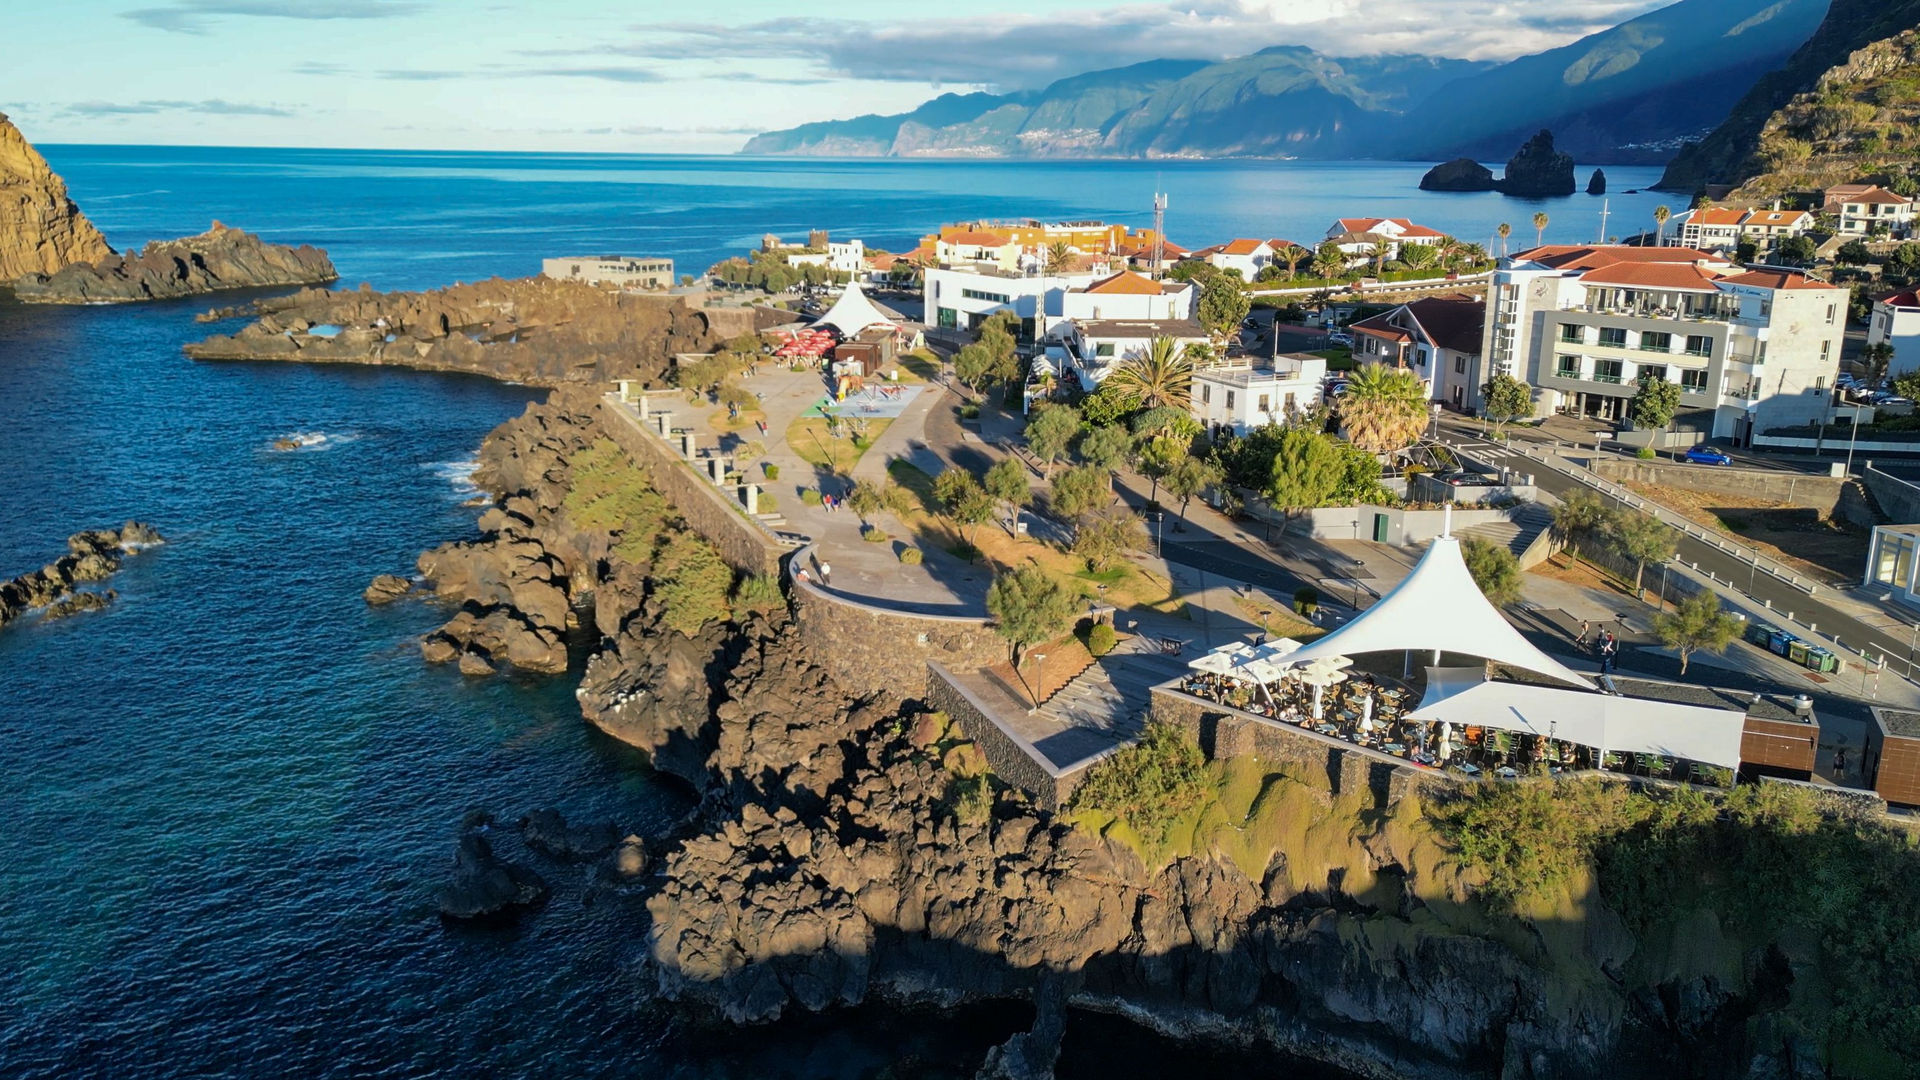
741,0,1830,164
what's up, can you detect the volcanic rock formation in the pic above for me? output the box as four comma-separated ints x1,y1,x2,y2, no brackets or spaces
12,221,337,303
0,112,113,281
0,522,162,629
1495,129,1577,196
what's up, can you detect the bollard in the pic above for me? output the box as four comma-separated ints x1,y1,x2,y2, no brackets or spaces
743,482,760,513
653,412,671,436
637,393,649,419
707,456,725,482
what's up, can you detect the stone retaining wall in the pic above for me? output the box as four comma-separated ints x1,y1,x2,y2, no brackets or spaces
595,397,785,578
925,663,1102,810
1589,459,1876,527
1150,685,1449,806
789,574,1005,700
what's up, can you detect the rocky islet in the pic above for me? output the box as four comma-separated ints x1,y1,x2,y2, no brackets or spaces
0,522,162,629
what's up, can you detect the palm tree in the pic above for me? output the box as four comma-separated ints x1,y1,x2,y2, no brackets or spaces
1532,212,1549,249
1311,246,1347,281
1368,241,1393,276
1105,335,1194,410
1338,363,1429,454
1496,223,1513,258
1044,240,1074,275
1653,205,1671,246
1866,341,1896,385
1399,242,1438,271
1277,243,1310,278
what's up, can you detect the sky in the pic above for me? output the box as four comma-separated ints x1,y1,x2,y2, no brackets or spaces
2,0,1677,153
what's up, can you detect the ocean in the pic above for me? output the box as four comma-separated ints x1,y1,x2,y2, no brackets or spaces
0,147,1666,1079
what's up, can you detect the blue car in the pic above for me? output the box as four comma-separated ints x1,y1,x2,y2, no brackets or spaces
1682,444,1732,466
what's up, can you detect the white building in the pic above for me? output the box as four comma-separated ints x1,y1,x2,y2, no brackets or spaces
1350,296,1486,411
924,266,1098,337
1835,187,1916,236
826,240,867,276
1195,239,1273,280
1668,207,1815,254
1325,217,1449,261
542,255,675,290
1191,353,1328,438
1059,270,1195,323
1481,245,1846,440
1870,289,1920,378
1044,318,1209,392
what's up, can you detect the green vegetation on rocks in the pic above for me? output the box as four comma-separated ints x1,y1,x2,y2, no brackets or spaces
562,438,672,564
652,533,733,636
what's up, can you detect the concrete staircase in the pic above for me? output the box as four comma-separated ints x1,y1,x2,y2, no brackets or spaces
1036,650,1189,738
1457,502,1554,564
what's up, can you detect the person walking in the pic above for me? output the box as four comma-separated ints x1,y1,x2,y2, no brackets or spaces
1576,620,1590,649
1598,632,1617,675
819,561,832,586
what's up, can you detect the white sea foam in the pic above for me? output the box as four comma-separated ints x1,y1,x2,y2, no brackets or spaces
428,456,483,495
269,430,359,452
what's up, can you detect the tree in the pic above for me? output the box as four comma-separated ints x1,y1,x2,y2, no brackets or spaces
1532,212,1549,248
1481,374,1533,434
1551,490,1608,553
1051,464,1113,522
1196,275,1252,338
1265,428,1341,521
846,481,885,522
1653,588,1743,674
1024,404,1081,480
1312,240,1348,281
1496,222,1512,257
954,342,993,390
1163,454,1224,526
1865,341,1896,385
1276,243,1310,278
1606,510,1676,595
983,457,1032,525
933,469,994,542
1076,422,1131,483
1653,205,1671,245
1079,384,1136,428
1400,242,1438,271
1105,336,1195,410
1367,241,1393,275
1778,233,1817,264
985,565,1075,667
1043,240,1075,275
1073,510,1145,572
1627,371,1681,432
1462,537,1523,608
654,533,734,636
1836,239,1874,266
1339,363,1429,454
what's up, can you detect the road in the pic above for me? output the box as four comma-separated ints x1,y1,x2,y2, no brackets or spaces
1448,423,1920,678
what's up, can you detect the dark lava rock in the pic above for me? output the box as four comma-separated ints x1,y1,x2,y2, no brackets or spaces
1496,129,1576,197
1419,157,1496,192
13,222,336,304
364,574,412,605
520,808,621,861
2,522,160,630
43,590,114,620
1589,168,1608,196
438,826,548,919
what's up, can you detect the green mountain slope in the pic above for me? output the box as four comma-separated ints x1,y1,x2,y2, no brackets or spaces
1661,0,1920,191
1399,0,1830,162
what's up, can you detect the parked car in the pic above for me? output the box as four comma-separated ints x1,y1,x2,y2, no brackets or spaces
1327,331,1353,346
1682,444,1733,466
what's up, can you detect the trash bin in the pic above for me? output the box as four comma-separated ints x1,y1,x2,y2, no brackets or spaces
1788,641,1811,666
1767,630,1798,657
1746,622,1776,647
1806,647,1838,674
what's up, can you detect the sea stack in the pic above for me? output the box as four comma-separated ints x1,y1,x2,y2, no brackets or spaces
1419,158,1497,192
1588,168,1608,195
1495,130,1577,197
0,112,114,281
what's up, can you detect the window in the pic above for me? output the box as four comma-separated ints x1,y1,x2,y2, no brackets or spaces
1685,334,1712,358
1454,356,1466,374
1201,384,1211,405
961,288,1011,304
1638,365,1668,384
1559,324,1583,343
1760,300,1772,319
1257,393,1271,414
1594,359,1624,384
1598,327,1627,348
937,307,958,329
1225,390,1236,411
1681,369,1708,392
1821,340,1832,362
1639,331,1672,353
1284,392,1297,414
1095,343,1115,358
1877,533,1917,590
1827,303,1837,325
1555,355,1581,379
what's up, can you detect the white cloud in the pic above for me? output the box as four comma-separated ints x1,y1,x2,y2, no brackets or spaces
124,0,427,34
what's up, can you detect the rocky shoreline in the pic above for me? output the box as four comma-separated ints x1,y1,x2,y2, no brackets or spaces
397,393,1822,1080
1,522,163,629
10,221,337,304
186,277,778,388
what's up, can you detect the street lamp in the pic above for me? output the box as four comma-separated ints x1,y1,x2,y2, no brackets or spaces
1260,608,1272,636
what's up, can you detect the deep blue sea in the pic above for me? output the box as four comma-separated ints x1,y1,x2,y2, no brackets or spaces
0,148,1666,1079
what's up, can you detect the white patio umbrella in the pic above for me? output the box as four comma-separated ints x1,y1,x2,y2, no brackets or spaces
1358,691,1376,735
1293,659,1350,722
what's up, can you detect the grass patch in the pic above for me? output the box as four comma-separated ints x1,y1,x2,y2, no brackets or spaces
895,348,940,383
785,415,892,476
707,406,766,435
1312,347,1356,371
885,459,936,512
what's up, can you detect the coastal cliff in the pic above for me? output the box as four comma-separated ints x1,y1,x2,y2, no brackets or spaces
187,278,774,388
408,393,1857,1079
0,112,113,281
12,221,337,303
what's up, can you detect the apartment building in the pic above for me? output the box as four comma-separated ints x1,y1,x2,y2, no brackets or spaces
1668,207,1815,254
541,255,675,290
1481,246,1845,441
1044,318,1210,392
1834,187,1916,236
923,266,1187,340
1870,289,1920,378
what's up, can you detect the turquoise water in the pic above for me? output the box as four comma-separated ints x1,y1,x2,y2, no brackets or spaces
0,147,1632,1078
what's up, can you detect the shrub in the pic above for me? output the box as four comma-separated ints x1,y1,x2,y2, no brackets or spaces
863,527,890,543
756,492,777,513
960,403,982,420
1069,720,1207,843
653,533,734,636
1636,447,1657,460
946,774,994,824
763,463,780,481
733,572,784,613
801,489,823,506
899,547,924,565
1293,586,1319,616
1086,621,1117,656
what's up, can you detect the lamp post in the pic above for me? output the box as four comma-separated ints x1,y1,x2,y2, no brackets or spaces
1260,608,1272,636
1846,405,1862,476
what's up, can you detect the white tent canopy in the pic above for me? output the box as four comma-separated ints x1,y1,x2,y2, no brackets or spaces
814,281,898,337
1408,673,1746,769
1283,531,1592,689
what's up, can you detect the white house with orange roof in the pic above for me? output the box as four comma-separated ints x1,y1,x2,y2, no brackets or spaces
1668,206,1815,253
1059,270,1196,323
1834,187,1916,236
1324,217,1449,261
1195,238,1273,280
934,228,1024,271
1482,244,1846,440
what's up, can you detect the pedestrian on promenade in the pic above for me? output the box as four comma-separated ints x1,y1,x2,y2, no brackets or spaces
1576,620,1590,648
819,561,832,585
1835,747,1848,776
1598,632,1616,675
